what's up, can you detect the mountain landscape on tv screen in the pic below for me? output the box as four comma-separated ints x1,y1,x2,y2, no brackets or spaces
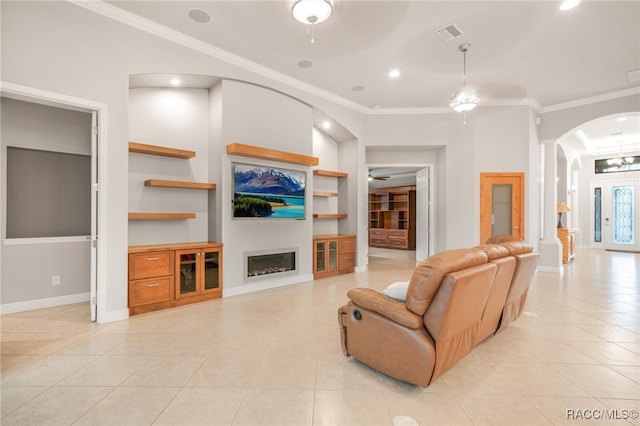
234,165,305,196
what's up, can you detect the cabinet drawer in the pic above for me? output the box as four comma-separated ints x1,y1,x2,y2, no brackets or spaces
129,276,173,307
388,238,408,248
339,253,355,271
387,229,408,238
129,251,173,280
370,228,387,237
339,237,356,253
370,238,388,246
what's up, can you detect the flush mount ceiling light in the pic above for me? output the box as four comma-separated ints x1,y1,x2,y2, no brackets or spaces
450,43,479,121
559,0,581,11
291,0,333,43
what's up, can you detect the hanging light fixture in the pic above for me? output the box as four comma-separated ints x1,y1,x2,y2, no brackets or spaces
291,0,333,43
607,142,635,167
450,43,479,117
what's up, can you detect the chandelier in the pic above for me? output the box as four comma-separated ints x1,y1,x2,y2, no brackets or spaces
450,43,479,116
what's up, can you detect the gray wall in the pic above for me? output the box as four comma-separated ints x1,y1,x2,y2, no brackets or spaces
1,98,91,306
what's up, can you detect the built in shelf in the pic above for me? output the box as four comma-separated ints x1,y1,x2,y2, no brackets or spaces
313,191,339,197
313,213,348,219
128,212,196,220
313,169,348,178
226,143,319,166
144,179,216,190
129,142,196,159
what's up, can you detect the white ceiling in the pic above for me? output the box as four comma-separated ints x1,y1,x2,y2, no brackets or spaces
112,0,640,155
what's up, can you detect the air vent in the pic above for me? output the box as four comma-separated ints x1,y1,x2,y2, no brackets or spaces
436,23,464,41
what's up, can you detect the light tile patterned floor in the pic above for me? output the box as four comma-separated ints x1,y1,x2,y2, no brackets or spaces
1,248,638,425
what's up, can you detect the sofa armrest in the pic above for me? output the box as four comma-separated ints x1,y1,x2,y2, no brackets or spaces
347,288,423,330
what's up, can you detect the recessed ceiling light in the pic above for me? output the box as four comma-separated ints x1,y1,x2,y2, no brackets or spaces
559,0,581,11
388,69,401,79
352,85,366,92
188,8,212,23
170,78,181,86
616,117,628,122
322,121,331,129
298,60,314,69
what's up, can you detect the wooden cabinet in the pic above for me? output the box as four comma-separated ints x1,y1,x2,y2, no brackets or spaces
368,186,416,250
313,234,356,279
176,246,222,300
558,228,576,264
128,242,223,315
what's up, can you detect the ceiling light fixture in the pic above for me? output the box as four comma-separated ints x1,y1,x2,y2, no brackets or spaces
322,121,331,129
291,0,333,44
170,78,181,86
388,69,401,79
450,43,479,122
559,0,581,11
607,142,634,167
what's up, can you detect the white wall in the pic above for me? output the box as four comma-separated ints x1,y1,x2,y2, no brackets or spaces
1,98,91,307
220,80,314,294
313,128,340,236
128,88,210,245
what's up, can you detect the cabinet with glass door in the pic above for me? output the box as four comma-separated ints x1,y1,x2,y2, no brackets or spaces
176,244,222,302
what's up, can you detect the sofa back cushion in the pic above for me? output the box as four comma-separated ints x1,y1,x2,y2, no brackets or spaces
405,248,488,316
423,262,497,380
497,251,540,331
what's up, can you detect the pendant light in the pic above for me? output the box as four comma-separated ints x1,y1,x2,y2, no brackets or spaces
291,0,333,43
450,43,479,119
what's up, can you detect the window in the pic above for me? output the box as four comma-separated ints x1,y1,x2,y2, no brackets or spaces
6,147,91,238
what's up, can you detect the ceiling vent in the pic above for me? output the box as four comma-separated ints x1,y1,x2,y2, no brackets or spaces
436,23,464,42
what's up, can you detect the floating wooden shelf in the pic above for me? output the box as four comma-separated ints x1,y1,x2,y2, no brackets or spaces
313,191,339,197
313,169,348,178
144,179,216,190
128,212,196,220
226,143,319,166
129,142,196,159
313,213,348,219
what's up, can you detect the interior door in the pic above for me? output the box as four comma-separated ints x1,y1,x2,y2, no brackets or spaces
90,111,98,321
595,181,640,252
415,167,430,262
480,173,525,243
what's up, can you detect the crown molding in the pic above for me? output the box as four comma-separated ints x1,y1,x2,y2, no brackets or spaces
67,0,369,114
540,87,640,114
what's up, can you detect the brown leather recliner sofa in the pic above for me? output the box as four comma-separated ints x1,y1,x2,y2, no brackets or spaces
337,235,539,387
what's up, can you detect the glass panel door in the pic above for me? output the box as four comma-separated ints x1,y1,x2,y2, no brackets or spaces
491,184,513,235
599,181,640,252
203,250,220,291
179,252,198,297
328,241,338,270
316,241,326,272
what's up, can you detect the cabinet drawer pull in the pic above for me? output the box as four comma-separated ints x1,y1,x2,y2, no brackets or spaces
146,257,160,261
146,283,160,287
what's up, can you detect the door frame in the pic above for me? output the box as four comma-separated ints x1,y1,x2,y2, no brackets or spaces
589,179,640,252
1,81,108,322
480,172,525,243
366,162,434,260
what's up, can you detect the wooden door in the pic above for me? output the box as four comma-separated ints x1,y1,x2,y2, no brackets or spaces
480,173,524,243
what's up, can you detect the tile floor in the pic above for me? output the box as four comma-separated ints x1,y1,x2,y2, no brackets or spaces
1,248,638,425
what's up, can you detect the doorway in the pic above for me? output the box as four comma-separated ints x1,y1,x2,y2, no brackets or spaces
1,82,106,322
480,172,525,243
592,180,640,252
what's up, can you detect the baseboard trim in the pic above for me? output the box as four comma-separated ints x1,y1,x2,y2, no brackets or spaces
224,273,314,298
0,292,90,315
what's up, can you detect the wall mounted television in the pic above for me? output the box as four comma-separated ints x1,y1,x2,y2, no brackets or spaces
233,163,306,219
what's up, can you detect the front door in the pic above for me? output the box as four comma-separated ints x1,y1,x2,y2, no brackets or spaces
593,181,640,252
480,173,525,243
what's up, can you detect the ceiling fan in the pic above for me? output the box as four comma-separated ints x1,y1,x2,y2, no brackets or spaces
368,170,390,181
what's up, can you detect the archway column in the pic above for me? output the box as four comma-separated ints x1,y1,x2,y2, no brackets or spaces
538,139,563,272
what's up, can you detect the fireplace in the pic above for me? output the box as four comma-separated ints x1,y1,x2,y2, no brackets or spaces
245,248,297,281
